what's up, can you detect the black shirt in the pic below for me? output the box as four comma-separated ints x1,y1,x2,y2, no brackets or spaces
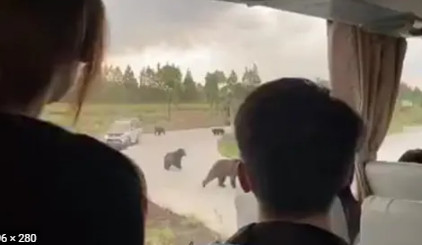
226,221,348,245
0,113,144,245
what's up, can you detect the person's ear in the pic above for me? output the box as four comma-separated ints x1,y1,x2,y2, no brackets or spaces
238,161,252,193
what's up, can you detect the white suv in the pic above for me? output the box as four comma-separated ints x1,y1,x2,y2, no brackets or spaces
104,118,143,149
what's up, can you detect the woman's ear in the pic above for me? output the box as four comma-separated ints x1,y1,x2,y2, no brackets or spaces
238,161,252,193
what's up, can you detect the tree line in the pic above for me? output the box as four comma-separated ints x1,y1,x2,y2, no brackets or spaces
85,63,261,105
82,66,420,109
398,83,422,106
78,63,262,118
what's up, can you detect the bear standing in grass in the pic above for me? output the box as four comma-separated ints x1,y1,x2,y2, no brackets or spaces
164,149,186,170
202,159,240,188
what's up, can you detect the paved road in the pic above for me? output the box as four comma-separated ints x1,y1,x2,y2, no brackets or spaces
123,126,422,236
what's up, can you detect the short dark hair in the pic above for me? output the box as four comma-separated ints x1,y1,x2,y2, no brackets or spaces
399,149,422,163
235,78,363,218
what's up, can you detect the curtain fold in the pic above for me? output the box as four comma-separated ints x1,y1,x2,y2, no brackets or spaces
327,21,407,201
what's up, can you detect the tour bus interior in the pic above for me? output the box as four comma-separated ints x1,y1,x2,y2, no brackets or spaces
32,1,422,244
220,1,422,245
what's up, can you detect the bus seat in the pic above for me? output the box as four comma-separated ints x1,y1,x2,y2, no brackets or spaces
366,161,422,200
361,196,422,245
234,193,350,243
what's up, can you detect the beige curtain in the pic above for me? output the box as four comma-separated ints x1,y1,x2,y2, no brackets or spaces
327,21,407,201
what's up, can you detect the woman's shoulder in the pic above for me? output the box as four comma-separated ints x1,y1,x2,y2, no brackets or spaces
73,134,139,170
50,125,144,192
61,130,140,177
13,115,141,178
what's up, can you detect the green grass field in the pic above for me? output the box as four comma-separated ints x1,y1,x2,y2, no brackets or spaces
388,105,422,134
218,134,240,158
41,103,226,137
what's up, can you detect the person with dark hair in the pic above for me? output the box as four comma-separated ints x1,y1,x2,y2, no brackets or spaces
337,166,361,244
0,1,146,244
225,78,363,245
398,149,422,163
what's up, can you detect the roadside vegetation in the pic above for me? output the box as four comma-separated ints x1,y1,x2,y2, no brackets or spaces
218,134,240,159
388,105,422,134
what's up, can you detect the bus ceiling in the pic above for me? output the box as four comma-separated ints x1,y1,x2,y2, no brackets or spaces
219,0,422,37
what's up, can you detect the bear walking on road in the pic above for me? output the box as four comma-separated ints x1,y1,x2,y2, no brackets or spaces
202,159,240,188
155,126,166,136
212,128,225,136
164,149,186,170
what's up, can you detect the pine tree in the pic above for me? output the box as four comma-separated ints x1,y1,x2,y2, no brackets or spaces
182,70,198,102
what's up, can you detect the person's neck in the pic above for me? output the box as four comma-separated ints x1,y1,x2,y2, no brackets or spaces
259,210,331,232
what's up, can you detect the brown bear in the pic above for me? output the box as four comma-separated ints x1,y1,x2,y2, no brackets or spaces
212,128,225,136
154,126,166,136
164,148,186,170
202,159,240,188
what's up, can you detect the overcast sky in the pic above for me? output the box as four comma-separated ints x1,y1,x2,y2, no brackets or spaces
103,0,422,87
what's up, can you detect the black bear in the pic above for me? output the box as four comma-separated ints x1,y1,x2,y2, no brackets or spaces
202,159,240,188
164,148,186,170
